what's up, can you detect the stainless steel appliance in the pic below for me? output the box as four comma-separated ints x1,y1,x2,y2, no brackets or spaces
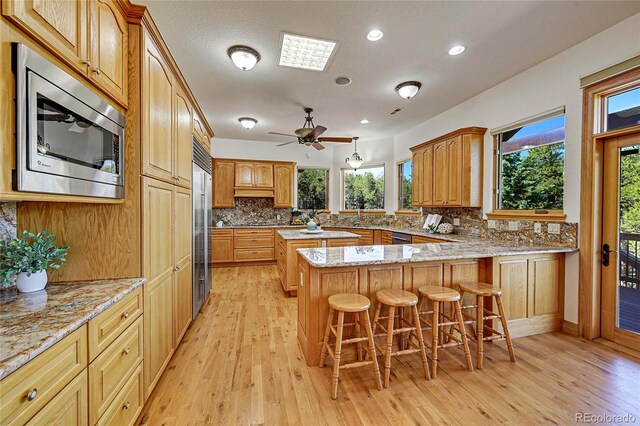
391,231,412,245
192,140,212,318
14,43,125,199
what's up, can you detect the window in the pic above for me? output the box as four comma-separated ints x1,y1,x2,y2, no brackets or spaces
494,112,565,213
605,86,640,132
397,160,416,211
342,165,385,210
297,168,329,210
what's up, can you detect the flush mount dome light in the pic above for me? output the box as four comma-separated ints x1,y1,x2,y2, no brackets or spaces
227,45,261,71
395,81,422,99
448,45,466,56
238,117,257,129
360,119,369,124
367,29,383,41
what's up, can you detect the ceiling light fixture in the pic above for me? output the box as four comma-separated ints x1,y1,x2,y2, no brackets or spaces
448,45,466,56
345,137,364,170
335,76,352,86
227,45,261,71
279,32,338,72
238,117,257,129
367,29,383,41
395,81,422,99
360,119,369,124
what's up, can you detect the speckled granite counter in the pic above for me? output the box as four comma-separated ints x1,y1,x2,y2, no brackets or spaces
297,242,576,268
277,230,360,240
0,278,145,380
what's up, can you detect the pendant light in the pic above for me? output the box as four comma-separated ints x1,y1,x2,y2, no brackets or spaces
395,81,422,99
345,137,364,170
227,45,261,71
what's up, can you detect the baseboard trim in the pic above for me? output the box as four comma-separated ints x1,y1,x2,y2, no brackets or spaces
562,320,579,336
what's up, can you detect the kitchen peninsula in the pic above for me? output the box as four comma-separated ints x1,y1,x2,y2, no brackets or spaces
296,241,576,366
276,229,360,295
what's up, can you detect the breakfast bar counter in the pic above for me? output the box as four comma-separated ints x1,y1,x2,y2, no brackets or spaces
296,242,576,366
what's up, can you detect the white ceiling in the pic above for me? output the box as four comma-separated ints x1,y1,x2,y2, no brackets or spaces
138,1,640,144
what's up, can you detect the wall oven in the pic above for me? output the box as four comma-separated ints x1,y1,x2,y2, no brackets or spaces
14,43,125,199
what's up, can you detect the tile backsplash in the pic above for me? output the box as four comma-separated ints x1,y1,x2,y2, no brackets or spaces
212,198,292,226
1,202,18,289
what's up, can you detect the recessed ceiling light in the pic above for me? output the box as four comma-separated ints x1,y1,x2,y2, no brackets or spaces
335,76,352,86
360,119,369,124
395,81,422,99
238,117,257,129
367,29,383,41
279,32,338,72
448,45,466,56
227,45,261,71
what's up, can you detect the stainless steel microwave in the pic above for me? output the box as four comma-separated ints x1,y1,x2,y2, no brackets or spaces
13,43,125,199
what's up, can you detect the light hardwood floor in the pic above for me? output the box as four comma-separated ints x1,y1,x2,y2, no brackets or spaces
139,265,640,425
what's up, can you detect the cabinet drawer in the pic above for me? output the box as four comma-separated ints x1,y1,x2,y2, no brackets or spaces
88,287,142,361
0,326,87,426
96,364,143,426
235,236,274,249
234,248,275,262
412,236,446,244
211,229,233,237
89,316,143,424
26,369,88,426
234,229,274,237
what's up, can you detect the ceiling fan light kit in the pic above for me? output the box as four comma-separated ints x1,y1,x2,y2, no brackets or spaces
346,137,364,170
227,45,261,71
269,107,352,151
395,81,422,99
238,117,257,129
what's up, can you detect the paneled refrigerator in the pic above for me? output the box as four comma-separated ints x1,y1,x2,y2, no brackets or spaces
192,140,212,319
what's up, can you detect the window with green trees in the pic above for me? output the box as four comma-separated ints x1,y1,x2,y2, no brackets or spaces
398,160,415,210
496,114,565,211
343,166,385,210
620,145,640,233
297,168,329,210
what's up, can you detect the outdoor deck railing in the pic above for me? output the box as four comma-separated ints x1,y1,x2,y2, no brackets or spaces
620,232,639,290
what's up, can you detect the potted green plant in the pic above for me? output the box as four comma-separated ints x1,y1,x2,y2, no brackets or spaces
0,231,69,293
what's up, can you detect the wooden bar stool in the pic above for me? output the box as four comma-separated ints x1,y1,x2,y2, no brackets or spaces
417,286,473,378
372,289,430,387
319,293,382,399
458,282,516,369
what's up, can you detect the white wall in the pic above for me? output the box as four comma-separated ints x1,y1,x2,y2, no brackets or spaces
393,13,640,323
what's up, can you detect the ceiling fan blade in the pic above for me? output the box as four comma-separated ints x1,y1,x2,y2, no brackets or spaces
268,132,299,137
306,125,327,139
312,142,326,151
276,140,298,147
318,137,352,143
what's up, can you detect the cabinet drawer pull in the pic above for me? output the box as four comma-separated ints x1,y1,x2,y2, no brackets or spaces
123,402,130,410
26,388,38,401
123,347,130,355
122,311,129,319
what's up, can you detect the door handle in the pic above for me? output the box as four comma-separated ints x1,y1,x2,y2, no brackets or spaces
602,243,619,267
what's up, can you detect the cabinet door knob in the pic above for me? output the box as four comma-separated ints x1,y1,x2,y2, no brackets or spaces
123,402,130,410
83,59,91,67
175,265,181,271
123,347,130,355
122,311,129,319
94,67,101,75
27,388,38,401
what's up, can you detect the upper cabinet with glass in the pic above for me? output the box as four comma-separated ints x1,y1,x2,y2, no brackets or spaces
606,87,640,132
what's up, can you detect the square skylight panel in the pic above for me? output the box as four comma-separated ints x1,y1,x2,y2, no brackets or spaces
279,33,338,72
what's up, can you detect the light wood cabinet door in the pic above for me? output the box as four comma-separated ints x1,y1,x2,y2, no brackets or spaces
422,144,434,206
432,141,447,205
234,162,254,187
142,35,175,184
274,164,294,208
174,255,192,346
411,149,423,206
211,237,233,263
2,0,88,73
254,163,273,188
213,160,235,207
174,186,192,265
26,371,88,426
88,0,127,105
174,91,193,189
446,136,462,206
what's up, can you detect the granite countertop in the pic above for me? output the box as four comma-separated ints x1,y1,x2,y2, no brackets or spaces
297,242,577,268
277,230,361,240
0,278,145,381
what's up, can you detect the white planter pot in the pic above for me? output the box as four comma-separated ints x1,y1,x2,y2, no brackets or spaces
16,270,48,293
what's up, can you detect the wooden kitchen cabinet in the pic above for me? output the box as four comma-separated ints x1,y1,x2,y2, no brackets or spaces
212,160,235,207
174,89,193,189
234,162,255,187
274,163,294,208
234,162,273,188
26,370,88,426
211,229,234,263
410,127,485,208
412,235,447,244
254,163,274,188
173,186,192,346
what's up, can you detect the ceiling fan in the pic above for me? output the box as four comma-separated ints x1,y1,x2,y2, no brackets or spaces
269,107,352,150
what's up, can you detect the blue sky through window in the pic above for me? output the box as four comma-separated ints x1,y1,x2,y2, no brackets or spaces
608,87,640,113
509,115,565,140
345,166,384,178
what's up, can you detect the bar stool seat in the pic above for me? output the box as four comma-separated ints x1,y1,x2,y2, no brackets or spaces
320,293,382,399
459,282,502,296
419,285,461,302
376,289,418,307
